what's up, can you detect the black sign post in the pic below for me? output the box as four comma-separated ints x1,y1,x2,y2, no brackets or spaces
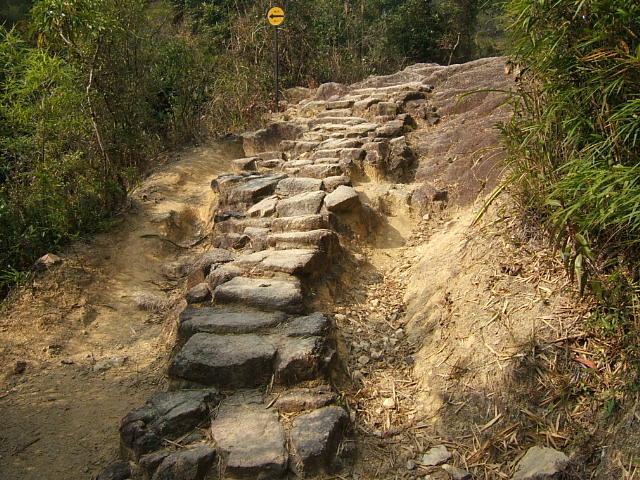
267,7,285,112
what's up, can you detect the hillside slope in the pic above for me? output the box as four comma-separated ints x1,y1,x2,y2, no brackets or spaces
1,57,617,480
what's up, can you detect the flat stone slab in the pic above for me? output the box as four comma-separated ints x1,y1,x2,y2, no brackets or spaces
224,173,287,206
262,248,326,275
322,175,352,192
168,333,276,388
310,149,342,160
151,445,216,480
206,263,244,290
189,249,236,275
314,157,341,165
324,185,361,212
267,230,338,254
275,336,324,385
309,116,366,128
298,164,344,179
178,307,287,338
271,214,330,233
257,150,286,160
276,190,326,217
280,140,319,154
233,248,325,275
512,446,569,480
276,177,323,196
272,386,337,413
95,461,130,480
317,138,364,150
232,157,258,172
214,276,304,313
289,406,349,477
326,99,354,109
120,390,218,459
211,399,287,478
285,312,330,337
246,196,278,217
185,283,211,304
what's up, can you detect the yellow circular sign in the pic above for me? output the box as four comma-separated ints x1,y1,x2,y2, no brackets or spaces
267,6,285,26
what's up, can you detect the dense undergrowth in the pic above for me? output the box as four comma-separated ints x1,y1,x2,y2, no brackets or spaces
0,0,504,297
503,0,640,426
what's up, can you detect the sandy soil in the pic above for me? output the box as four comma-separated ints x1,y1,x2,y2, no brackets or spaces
0,143,237,480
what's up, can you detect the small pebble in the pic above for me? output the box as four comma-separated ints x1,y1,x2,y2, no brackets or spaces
13,361,26,375
441,464,471,480
421,445,452,466
334,313,346,322
371,349,383,360
357,355,370,366
406,459,415,470
382,397,395,409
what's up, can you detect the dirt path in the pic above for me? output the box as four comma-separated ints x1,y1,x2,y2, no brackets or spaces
0,143,237,480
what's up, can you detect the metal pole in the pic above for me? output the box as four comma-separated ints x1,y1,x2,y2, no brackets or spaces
274,26,279,112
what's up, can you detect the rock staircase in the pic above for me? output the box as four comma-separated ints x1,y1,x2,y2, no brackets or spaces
95,57,512,480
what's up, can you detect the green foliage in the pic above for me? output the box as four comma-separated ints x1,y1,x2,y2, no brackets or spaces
503,0,640,367
0,0,220,296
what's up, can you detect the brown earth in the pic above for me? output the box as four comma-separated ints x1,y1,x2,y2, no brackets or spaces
0,143,240,480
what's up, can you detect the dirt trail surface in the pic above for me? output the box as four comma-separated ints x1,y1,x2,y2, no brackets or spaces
0,56,612,480
0,144,239,479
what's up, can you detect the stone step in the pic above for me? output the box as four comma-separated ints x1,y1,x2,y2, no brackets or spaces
267,229,339,255
298,164,345,179
178,307,287,339
317,108,353,118
169,332,329,389
287,159,314,168
232,248,327,276
242,121,304,156
256,151,286,161
210,393,350,479
353,97,382,113
257,158,284,170
211,395,288,478
322,175,352,192
276,190,326,217
119,390,219,460
314,156,342,165
169,333,277,388
289,406,350,477
147,445,216,480
279,140,319,155
310,148,340,160
225,173,287,207
271,214,332,233
246,196,278,218
324,186,362,213
326,99,354,110
232,157,258,172
213,217,271,235
213,276,304,313
308,116,366,128
178,308,328,340
270,385,337,413
275,177,323,196
316,137,364,150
